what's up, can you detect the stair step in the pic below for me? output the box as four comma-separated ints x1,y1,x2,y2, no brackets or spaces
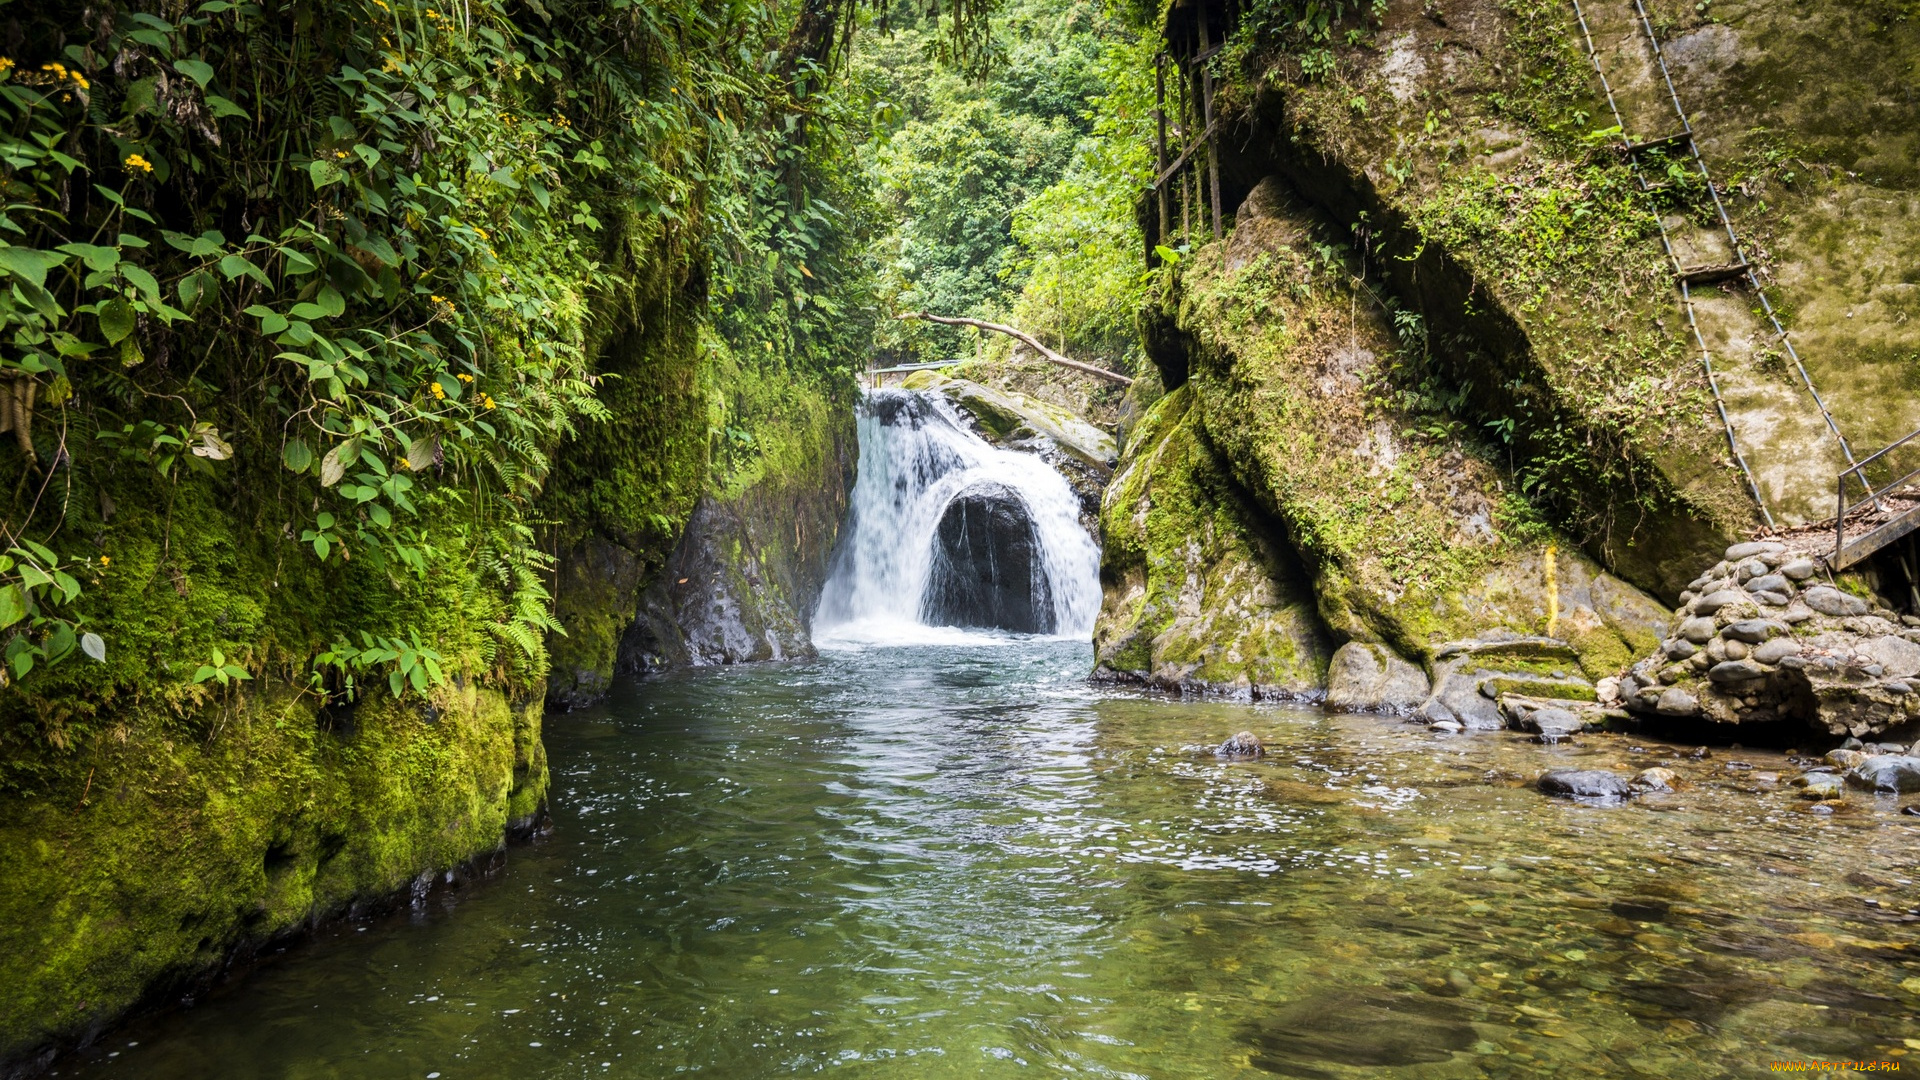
1675,261,1752,286
1832,503,1920,571
1622,131,1692,156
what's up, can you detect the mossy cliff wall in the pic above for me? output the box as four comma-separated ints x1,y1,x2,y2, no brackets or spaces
1094,384,1333,697
0,410,555,1070
1133,178,1666,698
1161,0,1920,592
543,269,855,707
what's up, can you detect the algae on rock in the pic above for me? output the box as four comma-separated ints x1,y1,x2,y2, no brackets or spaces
1159,177,1668,688
1093,385,1333,698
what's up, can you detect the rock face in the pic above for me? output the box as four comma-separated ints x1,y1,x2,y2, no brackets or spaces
1093,386,1333,698
1325,641,1430,713
1620,540,1920,736
1158,178,1672,692
922,486,1054,634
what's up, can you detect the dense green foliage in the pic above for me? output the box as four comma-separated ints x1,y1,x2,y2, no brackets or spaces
860,1,1156,371
0,0,965,787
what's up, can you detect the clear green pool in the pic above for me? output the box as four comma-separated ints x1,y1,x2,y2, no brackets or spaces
62,639,1920,1078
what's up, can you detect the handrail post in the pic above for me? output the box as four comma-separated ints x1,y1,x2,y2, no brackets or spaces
1154,53,1170,253
1198,12,1221,241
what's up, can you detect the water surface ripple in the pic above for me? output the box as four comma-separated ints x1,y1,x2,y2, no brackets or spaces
67,640,1920,1078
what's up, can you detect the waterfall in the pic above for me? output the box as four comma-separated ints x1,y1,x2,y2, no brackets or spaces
815,389,1102,645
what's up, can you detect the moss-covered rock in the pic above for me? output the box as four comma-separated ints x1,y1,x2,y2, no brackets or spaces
1093,385,1333,698
1161,177,1668,681
0,680,541,1066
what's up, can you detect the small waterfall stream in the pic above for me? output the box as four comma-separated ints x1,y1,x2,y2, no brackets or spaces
815,389,1101,644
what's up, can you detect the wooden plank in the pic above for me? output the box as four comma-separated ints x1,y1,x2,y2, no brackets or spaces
1149,123,1216,191
1675,261,1752,286
1622,131,1692,156
1834,505,1920,571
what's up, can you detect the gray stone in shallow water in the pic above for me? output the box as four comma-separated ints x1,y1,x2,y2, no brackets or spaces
1708,659,1768,683
1845,755,1920,794
1527,707,1584,739
1678,617,1717,644
1217,731,1264,758
1632,767,1679,792
1792,772,1846,800
1537,769,1634,799
1803,586,1870,617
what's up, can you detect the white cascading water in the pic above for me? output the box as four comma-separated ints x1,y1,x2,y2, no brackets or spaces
815,389,1102,646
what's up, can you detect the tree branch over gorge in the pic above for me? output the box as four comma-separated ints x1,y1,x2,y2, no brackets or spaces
896,312,1133,386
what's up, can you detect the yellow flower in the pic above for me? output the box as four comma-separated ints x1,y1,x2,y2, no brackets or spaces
99,556,111,567
371,0,389,8
473,227,489,241
124,154,153,174
455,373,473,383
335,149,349,158
429,381,446,400
0,58,14,75
480,394,497,410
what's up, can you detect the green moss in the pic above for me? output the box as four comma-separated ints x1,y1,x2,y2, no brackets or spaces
1094,386,1332,694
0,678,540,1057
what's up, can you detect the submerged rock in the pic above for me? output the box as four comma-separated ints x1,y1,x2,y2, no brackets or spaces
1537,769,1635,800
1217,731,1265,758
1845,755,1920,794
1792,771,1847,800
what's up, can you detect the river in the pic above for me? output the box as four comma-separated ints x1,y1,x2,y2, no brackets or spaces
60,635,1920,1079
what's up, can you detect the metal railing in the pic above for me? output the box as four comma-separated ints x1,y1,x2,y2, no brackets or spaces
1832,427,1920,570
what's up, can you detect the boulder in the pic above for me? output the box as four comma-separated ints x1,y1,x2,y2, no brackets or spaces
922,485,1054,634
1725,541,1785,561
1780,558,1818,581
1632,767,1679,792
1845,755,1920,794
1325,641,1431,714
1537,769,1635,800
1655,687,1700,716
1792,771,1846,800
1526,707,1585,740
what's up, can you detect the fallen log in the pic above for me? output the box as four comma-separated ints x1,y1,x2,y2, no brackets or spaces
895,312,1133,387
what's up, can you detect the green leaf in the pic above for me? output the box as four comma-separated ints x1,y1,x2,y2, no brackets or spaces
173,59,215,87
52,571,80,604
0,245,72,288
121,264,163,304
56,243,120,272
317,284,346,316
282,438,313,473
81,632,106,662
192,664,220,683
218,253,269,286
309,159,345,189
0,584,25,629
204,94,249,120
11,649,33,680
44,623,75,663
289,301,330,320
97,296,136,344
